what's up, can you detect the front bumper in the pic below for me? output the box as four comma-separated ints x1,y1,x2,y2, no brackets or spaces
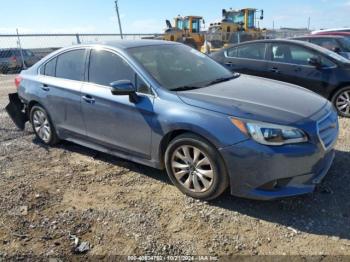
219,140,336,200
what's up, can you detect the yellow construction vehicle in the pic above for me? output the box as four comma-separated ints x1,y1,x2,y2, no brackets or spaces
163,15,205,50
202,8,265,53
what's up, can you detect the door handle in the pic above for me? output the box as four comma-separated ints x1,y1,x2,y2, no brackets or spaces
41,84,50,91
294,67,302,72
82,95,95,104
269,67,280,74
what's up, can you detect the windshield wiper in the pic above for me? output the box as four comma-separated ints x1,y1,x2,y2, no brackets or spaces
171,86,203,92
206,73,240,87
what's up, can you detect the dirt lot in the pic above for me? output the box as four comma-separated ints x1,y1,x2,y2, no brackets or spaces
0,74,350,259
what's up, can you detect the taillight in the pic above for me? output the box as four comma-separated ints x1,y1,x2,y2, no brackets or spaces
11,56,17,62
15,75,22,89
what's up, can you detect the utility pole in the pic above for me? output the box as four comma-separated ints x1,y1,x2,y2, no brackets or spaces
114,0,124,39
16,28,26,69
307,17,311,31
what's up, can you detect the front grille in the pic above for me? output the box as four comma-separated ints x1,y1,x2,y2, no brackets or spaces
317,111,339,150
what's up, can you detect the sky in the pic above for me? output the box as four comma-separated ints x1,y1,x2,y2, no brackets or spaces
0,0,350,34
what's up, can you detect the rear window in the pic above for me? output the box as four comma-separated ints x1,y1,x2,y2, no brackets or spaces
56,49,86,81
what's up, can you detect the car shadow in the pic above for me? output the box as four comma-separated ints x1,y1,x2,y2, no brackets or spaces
36,139,350,240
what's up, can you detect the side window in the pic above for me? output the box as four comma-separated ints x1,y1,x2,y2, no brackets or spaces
226,47,238,58
43,58,57,77
56,49,86,81
271,44,315,65
89,49,135,87
236,43,266,60
310,38,340,51
136,75,151,94
319,56,336,68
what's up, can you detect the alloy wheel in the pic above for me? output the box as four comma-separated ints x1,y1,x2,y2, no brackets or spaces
336,90,350,116
171,145,214,193
32,109,52,143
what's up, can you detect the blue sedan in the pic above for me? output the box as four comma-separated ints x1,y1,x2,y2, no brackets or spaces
6,40,339,200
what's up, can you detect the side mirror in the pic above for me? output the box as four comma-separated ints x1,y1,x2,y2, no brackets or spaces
110,80,136,96
332,47,341,53
308,57,322,68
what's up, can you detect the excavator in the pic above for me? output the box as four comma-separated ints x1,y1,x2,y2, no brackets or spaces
163,16,205,51
202,8,265,53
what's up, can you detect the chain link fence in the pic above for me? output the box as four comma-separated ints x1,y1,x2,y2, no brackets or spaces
203,29,311,50
0,33,162,74
0,30,310,74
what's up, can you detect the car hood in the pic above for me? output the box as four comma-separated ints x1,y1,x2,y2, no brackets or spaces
177,75,330,125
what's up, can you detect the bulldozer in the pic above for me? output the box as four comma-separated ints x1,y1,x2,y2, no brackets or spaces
202,8,265,53
163,16,205,50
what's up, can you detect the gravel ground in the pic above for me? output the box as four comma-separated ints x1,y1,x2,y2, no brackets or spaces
0,74,350,259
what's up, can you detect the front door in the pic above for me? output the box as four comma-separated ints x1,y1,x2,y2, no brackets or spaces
265,43,334,97
81,48,154,158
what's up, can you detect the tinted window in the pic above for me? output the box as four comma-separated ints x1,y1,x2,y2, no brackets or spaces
136,75,151,94
339,38,350,52
24,50,34,57
226,47,238,57
0,50,12,58
271,44,316,65
44,58,57,77
310,38,341,51
89,49,134,87
236,43,266,60
56,49,85,81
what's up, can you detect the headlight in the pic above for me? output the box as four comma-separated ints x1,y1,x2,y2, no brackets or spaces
231,118,308,146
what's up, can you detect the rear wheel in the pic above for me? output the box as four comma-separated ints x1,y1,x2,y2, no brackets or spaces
332,87,350,118
30,105,60,145
165,133,229,200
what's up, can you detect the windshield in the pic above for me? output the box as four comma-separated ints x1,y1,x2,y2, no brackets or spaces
225,11,245,24
128,44,233,91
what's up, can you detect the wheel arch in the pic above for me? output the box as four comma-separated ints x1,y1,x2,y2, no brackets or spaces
158,128,220,169
329,83,350,101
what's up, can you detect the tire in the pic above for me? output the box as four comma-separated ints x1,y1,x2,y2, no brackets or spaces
0,66,8,74
331,86,350,118
30,105,60,145
165,133,229,200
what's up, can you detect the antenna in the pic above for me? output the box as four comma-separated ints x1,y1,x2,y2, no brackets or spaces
114,0,124,39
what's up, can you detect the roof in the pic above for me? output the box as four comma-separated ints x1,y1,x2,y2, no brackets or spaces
232,39,336,55
312,28,350,34
315,32,350,36
293,35,347,39
93,40,179,49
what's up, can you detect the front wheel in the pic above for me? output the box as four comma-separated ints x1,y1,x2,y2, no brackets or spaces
332,87,350,118
165,133,229,200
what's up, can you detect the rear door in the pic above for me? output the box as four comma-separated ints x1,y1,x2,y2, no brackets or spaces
265,42,335,97
38,48,88,137
223,42,268,77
